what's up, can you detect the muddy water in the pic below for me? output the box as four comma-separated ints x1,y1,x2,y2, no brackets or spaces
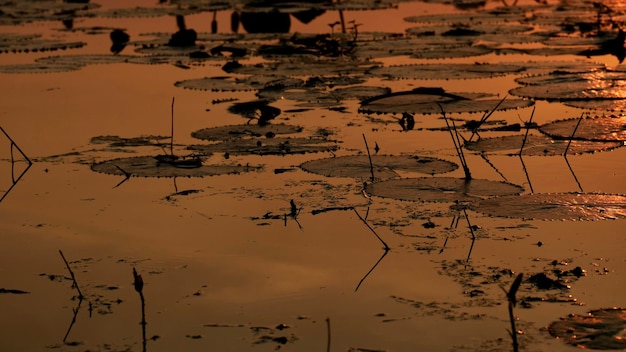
1,1,625,351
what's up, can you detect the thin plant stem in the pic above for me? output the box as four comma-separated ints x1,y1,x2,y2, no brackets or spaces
469,95,508,142
362,133,375,182
506,273,523,352
59,250,83,300
564,113,584,156
0,125,32,164
463,209,476,262
439,104,471,180
564,155,583,192
170,97,175,156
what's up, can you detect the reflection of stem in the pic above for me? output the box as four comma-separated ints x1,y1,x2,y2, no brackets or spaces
479,153,508,182
519,106,535,156
326,317,331,352
59,250,83,300
518,155,534,194
505,273,523,352
564,113,584,156
362,134,375,182
564,155,583,192
355,249,389,292
62,298,82,343
170,97,175,157
463,209,476,263
133,268,147,352
352,207,390,250
0,125,32,164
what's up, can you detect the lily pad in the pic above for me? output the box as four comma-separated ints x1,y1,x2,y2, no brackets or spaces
368,63,526,80
192,124,303,141
359,87,534,115
510,70,626,101
472,193,626,220
188,137,338,156
463,134,623,155
91,156,261,178
549,308,626,349
365,177,524,202
300,155,458,181
539,116,626,142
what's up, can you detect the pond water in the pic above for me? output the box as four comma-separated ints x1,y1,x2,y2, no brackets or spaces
1,1,625,351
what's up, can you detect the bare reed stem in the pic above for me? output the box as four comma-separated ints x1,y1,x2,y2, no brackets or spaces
564,112,584,156
59,250,83,300
362,134,375,182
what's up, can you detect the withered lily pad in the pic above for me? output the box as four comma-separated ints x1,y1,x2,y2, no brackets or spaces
473,193,626,220
222,59,379,77
365,177,524,202
192,124,303,141
188,137,337,156
463,134,623,155
539,116,626,141
300,155,458,181
360,87,533,115
549,308,626,349
91,156,260,178
174,76,259,92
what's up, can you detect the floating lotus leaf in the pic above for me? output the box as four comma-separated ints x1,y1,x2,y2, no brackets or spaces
0,1,100,25
36,54,134,66
463,134,623,155
356,36,474,59
91,135,169,147
359,87,533,115
539,116,626,141
93,6,203,18
222,59,379,77
410,45,493,59
300,155,458,180
368,63,525,80
91,156,261,178
0,33,86,54
0,63,81,74
188,137,338,156
191,124,303,141
365,177,524,202
174,76,259,92
510,71,626,101
564,99,626,111
405,23,532,37
549,308,626,349
473,193,626,220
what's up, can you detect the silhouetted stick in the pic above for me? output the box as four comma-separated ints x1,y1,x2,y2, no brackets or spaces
0,161,31,203
519,106,535,156
518,154,534,194
469,95,508,142
564,155,583,192
112,164,131,188
355,249,389,292
170,97,175,156
352,208,389,250
326,317,331,352
564,113,584,156
362,134,375,182
59,250,83,300
439,104,471,180
133,268,147,352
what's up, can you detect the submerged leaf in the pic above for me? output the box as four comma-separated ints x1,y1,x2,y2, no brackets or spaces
549,308,626,349
91,156,261,178
365,177,524,202
473,193,626,220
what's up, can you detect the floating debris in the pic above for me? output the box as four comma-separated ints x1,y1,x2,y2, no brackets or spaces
549,308,626,349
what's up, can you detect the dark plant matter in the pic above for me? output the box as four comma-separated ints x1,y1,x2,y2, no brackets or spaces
1,0,626,351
